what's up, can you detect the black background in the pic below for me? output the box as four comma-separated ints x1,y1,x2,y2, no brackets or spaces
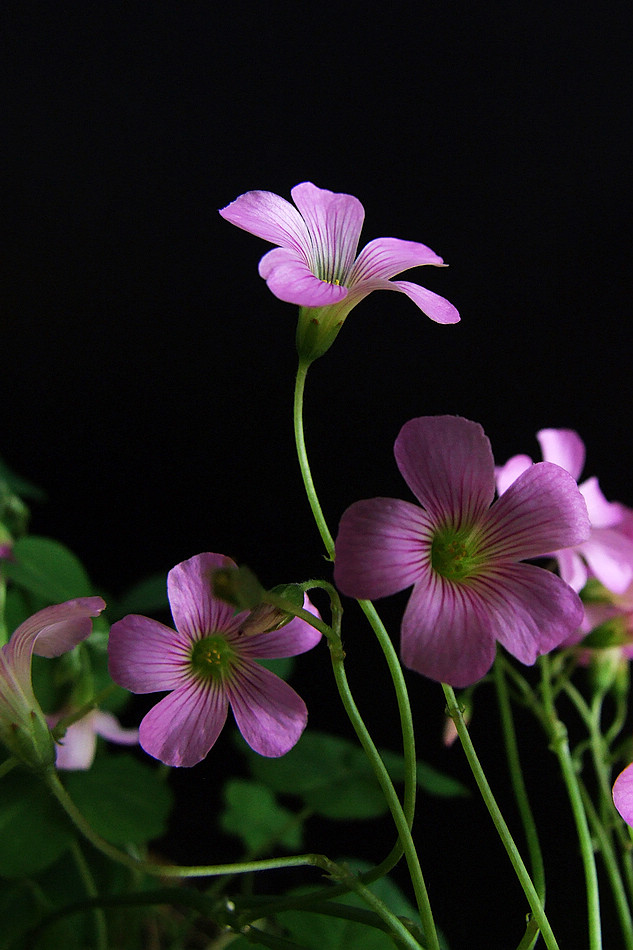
4,3,632,946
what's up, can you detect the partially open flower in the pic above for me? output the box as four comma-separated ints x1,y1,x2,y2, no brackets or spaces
0,597,106,771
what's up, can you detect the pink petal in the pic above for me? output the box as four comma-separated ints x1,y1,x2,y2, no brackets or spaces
227,661,307,757
54,716,98,770
92,710,139,746
613,762,633,826
108,615,192,693
245,595,322,659
168,553,244,641
394,416,494,525
477,562,584,663
579,529,633,594
348,237,444,284
556,547,588,592
139,678,228,767
258,247,349,306
334,498,431,599
6,597,105,689
290,182,364,281
219,189,311,258
536,429,585,481
495,454,534,495
481,462,590,561
400,574,497,687
388,281,460,324
580,476,627,528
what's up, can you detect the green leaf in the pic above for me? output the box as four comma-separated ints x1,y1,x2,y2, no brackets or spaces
220,779,303,852
64,756,173,846
244,731,468,821
0,770,73,877
113,574,169,619
243,731,389,820
3,536,93,602
0,457,46,501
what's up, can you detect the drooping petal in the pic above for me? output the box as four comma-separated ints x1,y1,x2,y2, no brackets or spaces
6,597,106,688
348,237,444,284
470,562,584,665
290,182,364,282
218,190,311,258
227,660,307,757
334,498,432,599
495,454,533,495
168,553,244,641
394,417,495,526
258,247,349,306
400,573,497,687
480,462,590,561
613,763,633,827
139,677,229,767
388,281,461,324
245,595,322,659
579,529,633,594
108,615,192,693
92,710,139,746
536,429,585,481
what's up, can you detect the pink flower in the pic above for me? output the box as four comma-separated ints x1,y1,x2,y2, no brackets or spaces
613,762,633,826
49,708,138,770
0,597,106,770
334,416,590,687
496,429,633,594
220,182,459,358
108,553,321,768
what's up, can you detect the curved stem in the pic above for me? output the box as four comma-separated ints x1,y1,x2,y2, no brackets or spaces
442,683,560,950
539,655,602,950
293,359,417,845
328,638,439,949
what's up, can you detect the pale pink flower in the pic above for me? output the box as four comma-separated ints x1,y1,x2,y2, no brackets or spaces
334,416,590,687
49,708,138,770
108,553,321,767
496,429,633,594
219,182,459,327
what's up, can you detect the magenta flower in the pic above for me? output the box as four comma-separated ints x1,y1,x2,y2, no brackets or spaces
0,597,106,770
108,553,321,767
496,429,633,595
220,182,459,358
613,763,633,826
49,708,138,770
334,416,590,687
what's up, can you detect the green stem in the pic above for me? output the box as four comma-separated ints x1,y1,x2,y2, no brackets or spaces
48,771,424,949
493,657,546,904
328,638,439,949
539,655,602,949
442,683,560,950
70,838,107,950
293,358,418,848
47,770,325,879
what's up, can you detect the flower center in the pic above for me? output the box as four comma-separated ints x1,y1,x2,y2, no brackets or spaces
430,527,482,582
190,635,236,681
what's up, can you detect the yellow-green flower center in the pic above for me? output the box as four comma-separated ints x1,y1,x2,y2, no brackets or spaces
190,635,236,681
430,527,483,582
